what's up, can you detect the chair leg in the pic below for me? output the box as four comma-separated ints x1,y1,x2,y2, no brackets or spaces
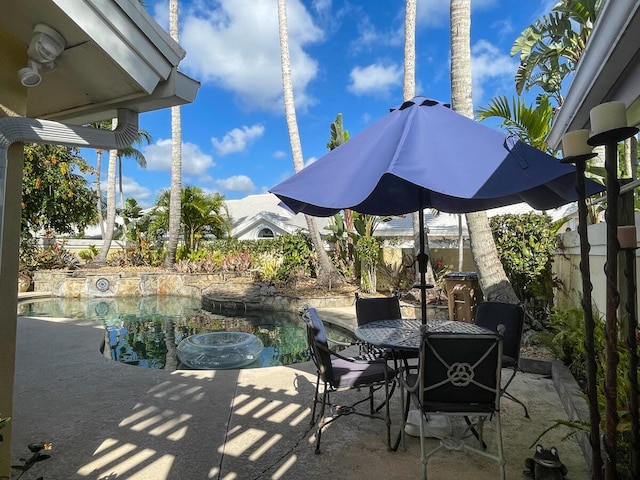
503,391,530,418
369,385,375,414
464,416,488,450
495,412,506,480
419,409,427,480
384,373,392,451
315,385,329,454
310,373,321,425
502,367,530,418
394,377,410,452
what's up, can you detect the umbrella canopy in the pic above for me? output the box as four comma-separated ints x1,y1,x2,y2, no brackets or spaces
270,96,603,324
270,97,603,216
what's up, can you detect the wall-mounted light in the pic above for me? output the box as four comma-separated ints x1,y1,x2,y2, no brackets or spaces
18,59,42,87
18,23,66,88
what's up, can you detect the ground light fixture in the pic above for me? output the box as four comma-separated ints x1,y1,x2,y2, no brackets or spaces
18,23,66,88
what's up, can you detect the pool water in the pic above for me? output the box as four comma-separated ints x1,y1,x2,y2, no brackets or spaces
18,296,356,371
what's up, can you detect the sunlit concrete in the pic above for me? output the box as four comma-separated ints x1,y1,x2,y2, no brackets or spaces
11,306,590,479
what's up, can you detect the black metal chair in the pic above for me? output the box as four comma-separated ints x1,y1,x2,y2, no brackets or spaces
354,292,402,358
401,331,506,480
474,301,530,418
302,307,397,453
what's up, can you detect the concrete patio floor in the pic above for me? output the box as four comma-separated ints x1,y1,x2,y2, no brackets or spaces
11,306,591,479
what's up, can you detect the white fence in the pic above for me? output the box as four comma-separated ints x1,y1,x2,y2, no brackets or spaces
553,215,640,317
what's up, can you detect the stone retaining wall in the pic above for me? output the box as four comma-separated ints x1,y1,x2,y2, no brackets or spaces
33,270,355,311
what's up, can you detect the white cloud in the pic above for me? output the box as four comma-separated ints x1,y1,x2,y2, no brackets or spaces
273,150,288,158
120,176,153,207
350,17,402,53
348,63,402,96
143,139,215,177
216,175,256,194
171,0,324,112
212,124,265,156
471,39,518,103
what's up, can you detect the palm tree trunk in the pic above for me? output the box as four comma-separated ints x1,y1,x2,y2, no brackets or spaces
95,143,118,264
118,155,124,211
405,0,420,274
450,0,518,303
165,0,183,268
95,148,105,239
277,0,342,287
404,0,436,294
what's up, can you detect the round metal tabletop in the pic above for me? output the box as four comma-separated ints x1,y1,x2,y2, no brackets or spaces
354,319,492,350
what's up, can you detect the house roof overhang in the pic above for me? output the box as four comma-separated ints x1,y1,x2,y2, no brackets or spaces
1,0,199,123
547,0,640,150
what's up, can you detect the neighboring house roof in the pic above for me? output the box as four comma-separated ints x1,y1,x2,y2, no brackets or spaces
226,193,331,239
225,193,575,242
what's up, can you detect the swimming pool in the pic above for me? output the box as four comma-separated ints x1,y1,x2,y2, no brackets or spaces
18,296,356,371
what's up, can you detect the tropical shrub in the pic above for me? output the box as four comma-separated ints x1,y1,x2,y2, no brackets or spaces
20,238,79,275
78,245,99,262
541,306,637,478
355,235,380,293
490,212,557,324
108,236,162,267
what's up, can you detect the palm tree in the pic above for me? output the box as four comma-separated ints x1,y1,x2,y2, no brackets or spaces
164,0,183,268
93,127,150,264
117,129,151,210
151,186,230,253
114,197,144,243
476,95,555,152
511,0,602,104
93,119,119,265
277,0,342,287
449,0,519,303
326,114,356,273
402,0,430,289
88,120,112,239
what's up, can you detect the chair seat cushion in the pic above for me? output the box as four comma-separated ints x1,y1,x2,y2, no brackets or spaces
330,358,395,388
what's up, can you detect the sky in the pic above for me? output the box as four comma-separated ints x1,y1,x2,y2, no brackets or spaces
88,0,556,209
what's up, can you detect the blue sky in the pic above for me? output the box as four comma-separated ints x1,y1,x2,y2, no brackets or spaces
91,0,555,208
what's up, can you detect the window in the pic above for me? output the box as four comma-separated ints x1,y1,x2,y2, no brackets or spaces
258,228,274,238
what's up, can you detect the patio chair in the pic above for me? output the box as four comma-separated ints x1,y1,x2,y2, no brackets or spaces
402,331,506,480
354,292,402,357
302,307,397,453
355,292,420,369
474,301,530,418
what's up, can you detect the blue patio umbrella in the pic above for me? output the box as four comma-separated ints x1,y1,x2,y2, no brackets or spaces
270,96,603,322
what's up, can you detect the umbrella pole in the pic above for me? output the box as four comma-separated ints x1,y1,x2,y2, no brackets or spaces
417,206,430,325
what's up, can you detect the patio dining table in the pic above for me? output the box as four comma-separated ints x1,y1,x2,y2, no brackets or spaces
354,318,494,450
354,318,492,351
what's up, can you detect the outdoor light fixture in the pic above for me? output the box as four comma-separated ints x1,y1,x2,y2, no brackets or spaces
18,23,66,88
18,60,42,87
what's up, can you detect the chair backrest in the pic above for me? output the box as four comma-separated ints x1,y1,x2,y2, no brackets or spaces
302,307,335,383
355,293,401,326
419,333,502,413
474,301,524,362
